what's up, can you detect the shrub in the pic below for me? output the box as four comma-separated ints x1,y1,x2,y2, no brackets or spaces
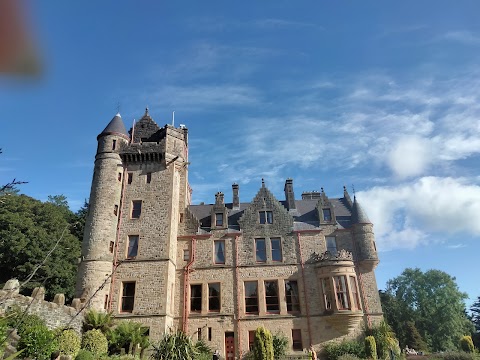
433,351,476,360
337,355,362,360
365,336,377,360
272,333,288,360
253,327,274,360
82,309,114,334
365,321,399,359
81,329,108,357
324,340,366,360
459,336,474,353
195,339,212,358
58,329,81,357
75,349,95,360
15,313,45,336
151,330,198,360
17,323,57,360
108,320,149,355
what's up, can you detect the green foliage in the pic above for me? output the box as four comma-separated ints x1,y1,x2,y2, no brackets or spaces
83,309,114,334
459,336,474,353
82,329,108,357
58,329,81,357
272,332,288,360
14,313,46,336
195,339,212,357
75,349,95,360
365,321,399,360
108,320,149,355
365,336,377,360
337,355,362,360
0,194,81,300
430,351,477,360
253,327,274,360
383,268,474,352
17,323,58,360
151,330,198,360
404,321,428,351
471,297,480,349
324,340,366,360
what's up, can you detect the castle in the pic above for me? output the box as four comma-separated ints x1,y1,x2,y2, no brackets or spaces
75,109,383,358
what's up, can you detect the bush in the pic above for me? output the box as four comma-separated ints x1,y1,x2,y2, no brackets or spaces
81,329,108,357
75,349,95,360
459,336,474,353
58,329,81,357
365,336,377,360
253,327,274,360
272,333,288,360
14,313,45,336
337,355,362,360
324,340,366,360
151,330,198,360
17,323,57,360
365,321,399,359
432,351,476,360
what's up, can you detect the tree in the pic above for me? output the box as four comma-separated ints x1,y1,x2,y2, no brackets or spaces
471,296,480,348
108,320,149,356
0,148,26,195
404,321,427,351
253,327,274,360
0,194,81,300
384,268,473,351
71,199,89,241
272,333,288,360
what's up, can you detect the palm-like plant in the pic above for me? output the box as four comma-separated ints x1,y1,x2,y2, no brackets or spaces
82,309,114,334
109,320,149,356
150,330,198,360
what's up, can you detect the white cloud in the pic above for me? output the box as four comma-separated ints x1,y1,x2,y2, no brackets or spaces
388,136,433,178
359,176,480,251
442,31,480,45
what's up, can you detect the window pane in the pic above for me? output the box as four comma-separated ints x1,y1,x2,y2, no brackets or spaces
322,278,333,310
214,241,225,264
334,276,350,310
271,238,282,262
350,276,361,310
323,208,332,221
256,239,266,262
326,237,337,253
128,235,139,258
264,281,279,312
215,213,223,226
266,211,273,224
131,200,142,218
292,329,303,351
121,282,135,312
259,211,266,224
285,280,300,312
190,284,202,312
244,281,258,313
208,283,220,311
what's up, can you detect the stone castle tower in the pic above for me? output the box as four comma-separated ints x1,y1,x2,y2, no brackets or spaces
76,109,382,357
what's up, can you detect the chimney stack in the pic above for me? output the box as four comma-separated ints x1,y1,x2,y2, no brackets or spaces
284,178,296,210
232,183,240,209
215,192,224,205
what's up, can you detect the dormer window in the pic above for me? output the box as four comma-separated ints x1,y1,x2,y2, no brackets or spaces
215,213,224,227
326,236,337,253
259,211,273,224
322,208,332,221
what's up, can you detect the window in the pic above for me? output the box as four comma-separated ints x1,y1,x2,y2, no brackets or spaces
255,239,267,262
334,276,350,310
208,327,212,341
322,278,333,310
127,173,133,184
104,294,109,310
271,238,282,262
249,331,255,350
197,328,202,341
112,139,116,150
215,213,223,227
259,210,273,224
292,329,303,351
350,276,361,310
180,213,184,223
285,280,300,312
183,249,190,261
114,204,118,216
190,284,202,312
131,200,142,218
244,281,258,314
214,240,225,264
208,283,221,312
146,172,152,184
118,172,122,181
322,208,332,221
121,282,135,312
326,236,337,253
109,241,114,253
264,280,279,313
127,235,139,258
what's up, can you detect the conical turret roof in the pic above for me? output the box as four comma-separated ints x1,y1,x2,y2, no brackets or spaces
351,196,371,224
97,113,129,140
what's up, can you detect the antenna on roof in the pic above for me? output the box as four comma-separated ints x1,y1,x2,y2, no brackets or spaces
172,111,175,127
116,102,121,114
352,184,356,198
131,119,136,144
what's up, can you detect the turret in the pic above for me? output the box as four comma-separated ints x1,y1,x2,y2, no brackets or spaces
351,196,378,271
75,113,129,310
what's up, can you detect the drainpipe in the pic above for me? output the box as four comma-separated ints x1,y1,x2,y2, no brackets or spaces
295,231,313,347
183,236,196,333
352,230,371,328
234,235,242,358
108,165,127,311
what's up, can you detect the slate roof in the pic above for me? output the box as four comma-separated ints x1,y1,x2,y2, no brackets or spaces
98,113,129,139
351,197,371,224
188,195,360,231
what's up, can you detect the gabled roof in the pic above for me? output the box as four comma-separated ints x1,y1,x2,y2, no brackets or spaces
98,113,129,140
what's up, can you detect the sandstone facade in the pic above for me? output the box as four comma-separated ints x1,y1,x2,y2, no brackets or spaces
75,110,383,359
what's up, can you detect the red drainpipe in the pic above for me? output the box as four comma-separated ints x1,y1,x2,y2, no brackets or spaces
295,231,313,347
234,235,242,358
108,165,127,311
182,236,196,333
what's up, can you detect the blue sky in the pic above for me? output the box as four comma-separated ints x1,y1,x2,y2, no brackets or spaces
1,1,479,307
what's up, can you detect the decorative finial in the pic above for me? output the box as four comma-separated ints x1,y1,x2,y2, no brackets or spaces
352,184,356,199
145,106,149,115
116,101,121,114
343,185,347,191
261,178,265,187
321,187,324,193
